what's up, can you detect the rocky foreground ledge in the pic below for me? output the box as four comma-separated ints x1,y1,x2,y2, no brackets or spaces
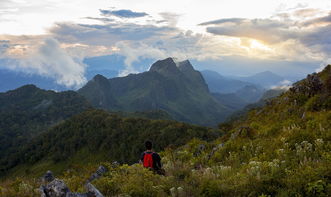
40,166,106,197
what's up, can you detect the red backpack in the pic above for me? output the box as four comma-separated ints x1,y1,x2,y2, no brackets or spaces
143,152,154,168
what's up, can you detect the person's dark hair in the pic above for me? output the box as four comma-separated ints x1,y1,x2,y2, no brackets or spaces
145,141,152,150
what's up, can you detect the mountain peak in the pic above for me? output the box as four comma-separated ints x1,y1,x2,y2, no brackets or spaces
149,57,180,75
17,84,39,90
149,58,197,76
260,71,274,74
176,60,195,72
253,71,282,78
6,84,40,95
92,74,108,83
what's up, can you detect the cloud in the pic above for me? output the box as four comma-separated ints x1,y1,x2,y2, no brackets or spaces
99,9,148,18
47,18,225,76
45,7,227,76
159,12,181,27
50,22,176,46
112,29,235,76
199,18,246,26
0,40,10,55
203,18,294,44
29,38,87,87
1,5,328,85
315,58,331,72
271,80,292,90
301,11,331,26
300,24,331,53
200,10,331,61
85,17,114,23
47,7,326,77
0,37,87,88
293,8,321,18
40,5,331,78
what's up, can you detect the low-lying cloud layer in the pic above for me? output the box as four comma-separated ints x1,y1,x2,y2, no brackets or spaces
0,38,86,88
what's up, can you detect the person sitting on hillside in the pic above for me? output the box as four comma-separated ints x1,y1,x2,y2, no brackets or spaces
140,140,164,175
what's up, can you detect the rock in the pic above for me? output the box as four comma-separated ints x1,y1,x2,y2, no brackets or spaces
218,143,224,148
169,187,185,197
85,183,104,197
86,166,107,183
290,73,323,96
40,166,106,197
208,143,224,160
40,179,70,197
177,187,185,197
194,144,206,156
198,144,206,151
43,170,54,183
301,112,306,119
170,187,177,197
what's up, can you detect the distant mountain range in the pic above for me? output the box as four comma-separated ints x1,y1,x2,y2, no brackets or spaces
201,70,267,104
0,57,285,126
201,69,286,90
0,55,157,92
0,69,69,92
230,71,285,88
234,84,265,103
201,70,253,93
1,54,291,93
78,58,232,126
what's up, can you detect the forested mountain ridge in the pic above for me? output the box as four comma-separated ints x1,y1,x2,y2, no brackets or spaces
0,109,221,177
0,85,91,173
79,57,232,126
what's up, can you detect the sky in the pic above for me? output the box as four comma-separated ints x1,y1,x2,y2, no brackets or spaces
0,0,330,88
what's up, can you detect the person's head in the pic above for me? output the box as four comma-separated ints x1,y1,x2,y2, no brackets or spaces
145,140,153,150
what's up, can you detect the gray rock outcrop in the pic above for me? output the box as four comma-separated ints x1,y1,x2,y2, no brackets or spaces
40,166,106,197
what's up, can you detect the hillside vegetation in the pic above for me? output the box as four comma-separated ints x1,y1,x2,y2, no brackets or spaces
0,85,91,174
1,66,330,196
0,109,220,178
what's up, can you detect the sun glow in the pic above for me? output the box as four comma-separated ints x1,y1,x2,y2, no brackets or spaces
249,40,272,51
